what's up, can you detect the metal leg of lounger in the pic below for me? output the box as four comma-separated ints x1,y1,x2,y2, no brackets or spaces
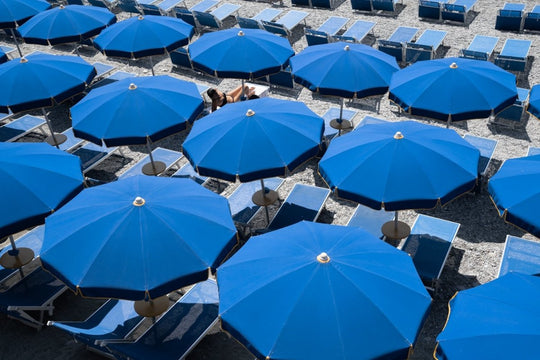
42,109,67,149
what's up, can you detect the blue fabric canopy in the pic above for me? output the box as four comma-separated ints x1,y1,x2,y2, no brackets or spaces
318,120,479,210
0,142,84,239
40,175,237,300
389,57,518,122
527,84,540,120
93,14,193,59
0,0,50,29
436,273,540,360
0,52,96,113
17,4,116,46
218,221,431,360
290,41,399,98
188,28,294,79
182,97,324,182
71,75,204,146
488,154,540,237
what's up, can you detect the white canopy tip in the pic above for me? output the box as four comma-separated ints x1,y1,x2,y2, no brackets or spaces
317,252,330,263
394,131,404,140
133,196,145,206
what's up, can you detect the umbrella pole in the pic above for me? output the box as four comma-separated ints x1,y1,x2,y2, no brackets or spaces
260,179,270,224
7,236,25,278
10,29,23,58
241,79,245,101
149,56,155,76
329,98,351,137
42,108,67,148
446,114,451,129
142,138,166,176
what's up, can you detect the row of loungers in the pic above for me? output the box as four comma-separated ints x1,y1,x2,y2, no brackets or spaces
496,3,540,32
418,0,477,24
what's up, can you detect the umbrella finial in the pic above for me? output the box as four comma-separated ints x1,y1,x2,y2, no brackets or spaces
317,252,330,263
129,83,137,90
138,15,144,20
394,131,404,140
450,62,458,69
59,4,65,8
20,57,28,64
238,30,245,36
344,45,350,51
133,196,145,206
246,109,255,117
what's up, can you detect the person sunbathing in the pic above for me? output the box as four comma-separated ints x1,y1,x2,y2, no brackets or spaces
207,85,256,112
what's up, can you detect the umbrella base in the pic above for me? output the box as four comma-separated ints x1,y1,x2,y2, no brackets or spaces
252,189,279,206
381,220,411,241
134,295,169,317
330,119,352,131
142,161,166,176
0,247,35,269
45,133,68,147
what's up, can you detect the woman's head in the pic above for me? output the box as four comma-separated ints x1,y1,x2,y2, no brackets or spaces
207,88,223,101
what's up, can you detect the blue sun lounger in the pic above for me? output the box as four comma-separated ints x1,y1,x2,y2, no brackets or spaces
400,214,460,291
48,299,145,356
266,184,330,232
495,3,525,31
378,26,419,62
92,62,117,83
137,0,161,15
104,279,219,360
194,3,241,30
87,0,118,10
172,162,208,185
334,19,375,43
459,35,498,61
90,71,137,90
311,0,336,9
322,107,357,142
441,0,477,23
463,134,497,189
354,115,388,129
237,8,283,29
494,38,532,72
347,204,394,239
72,142,122,174
157,0,187,15
0,109,12,123
493,87,529,127
351,0,371,11
305,16,349,46
119,148,184,179
498,235,540,277
261,10,309,39
405,29,446,63
418,0,449,20
0,226,45,288
0,267,67,329
524,5,540,31
173,0,219,27
528,146,540,156
267,65,295,89
0,115,47,142
372,0,401,12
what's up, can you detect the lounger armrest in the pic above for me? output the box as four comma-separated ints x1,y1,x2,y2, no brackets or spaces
499,9,523,17
378,39,401,48
305,29,328,37
407,43,434,51
460,49,488,60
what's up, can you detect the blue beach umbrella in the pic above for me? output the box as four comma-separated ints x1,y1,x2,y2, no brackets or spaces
218,221,432,360
389,57,517,125
290,42,399,128
0,52,96,147
188,28,294,79
40,175,237,315
0,142,83,270
435,273,540,360
0,0,51,57
526,83,540,120
488,155,540,237
17,4,116,46
71,75,203,175
93,14,194,75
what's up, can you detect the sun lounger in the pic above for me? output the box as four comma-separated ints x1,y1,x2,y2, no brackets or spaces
87,0,119,10
0,45,15,62
524,5,540,31
459,35,498,61
405,29,446,63
347,204,394,239
372,0,401,12
291,0,310,8
494,38,532,72
351,0,371,11
498,235,540,277
119,148,184,179
441,0,477,23
172,162,208,185
170,48,193,70
418,0,449,20
492,87,529,127
71,142,122,174
194,3,241,30
528,146,540,156
48,299,145,356
92,62,117,83
173,0,219,27
0,115,47,142
322,107,357,142
0,109,12,123
267,65,295,89
90,71,137,90
305,16,349,46
354,115,388,129
378,26,419,62
237,8,283,29
311,0,336,9
495,3,525,31
334,19,375,43
261,10,309,38
266,184,330,232
157,0,187,15
104,279,219,360
463,134,497,181
0,226,44,288
137,0,163,15
400,214,460,291
0,267,67,329
57,128,85,152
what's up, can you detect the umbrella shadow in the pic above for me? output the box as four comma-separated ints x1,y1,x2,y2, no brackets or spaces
487,115,531,140
85,153,134,182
